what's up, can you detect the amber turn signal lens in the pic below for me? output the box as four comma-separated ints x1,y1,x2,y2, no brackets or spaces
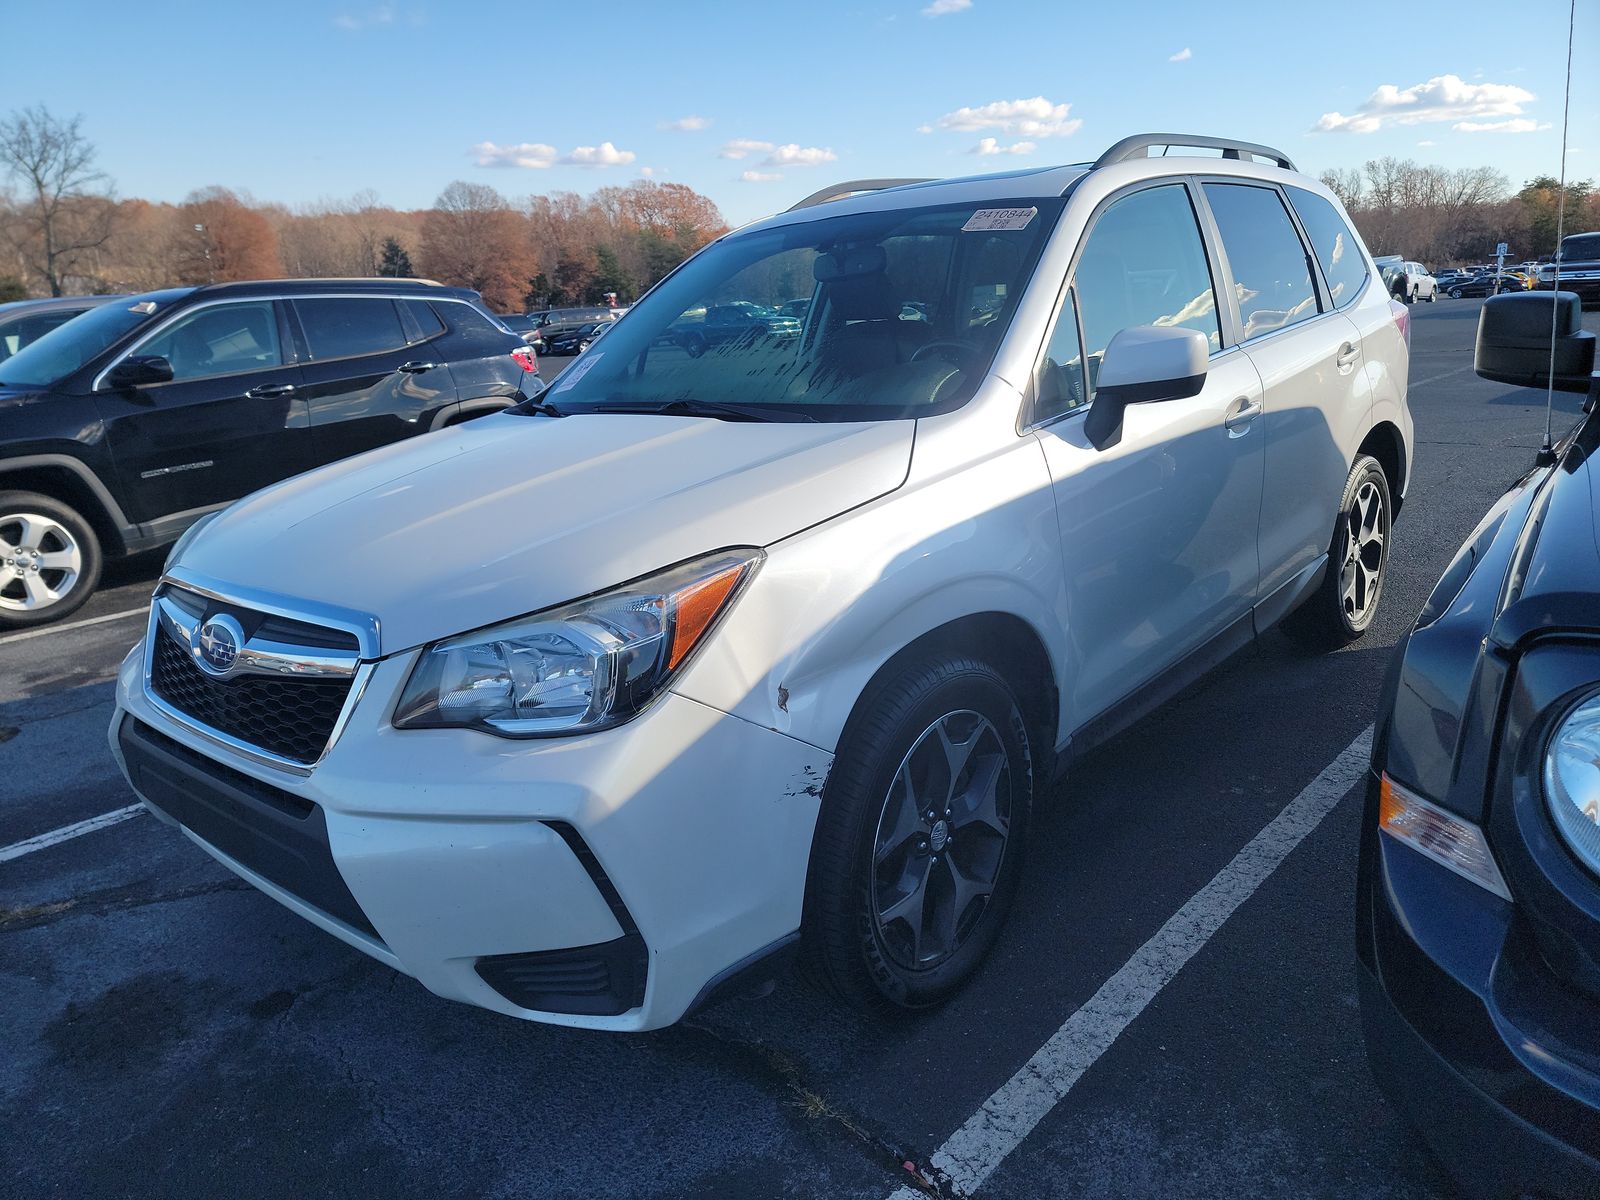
668,562,748,669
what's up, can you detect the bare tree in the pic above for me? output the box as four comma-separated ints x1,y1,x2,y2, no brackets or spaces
0,106,118,295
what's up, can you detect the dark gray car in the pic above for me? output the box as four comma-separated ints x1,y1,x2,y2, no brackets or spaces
0,294,125,364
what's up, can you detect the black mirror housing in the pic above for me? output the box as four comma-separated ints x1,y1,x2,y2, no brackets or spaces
106,355,174,389
1475,291,1595,394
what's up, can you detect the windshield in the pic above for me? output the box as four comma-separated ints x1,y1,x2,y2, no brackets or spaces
0,298,164,389
539,198,1063,421
1559,233,1600,262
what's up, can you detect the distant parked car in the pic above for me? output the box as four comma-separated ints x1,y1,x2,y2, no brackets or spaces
673,303,801,357
1386,261,1437,303
1536,231,1600,306
0,294,124,364
526,307,618,342
1434,270,1477,290
495,313,544,346
1446,272,1528,298
543,320,610,355
0,279,540,628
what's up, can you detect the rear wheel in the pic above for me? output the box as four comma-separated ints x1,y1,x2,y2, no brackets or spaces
1283,455,1391,649
0,491,103,630
802,654,1033,1012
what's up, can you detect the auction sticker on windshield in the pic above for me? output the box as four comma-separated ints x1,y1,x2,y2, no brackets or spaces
551,351,605,393
963,207,1038,232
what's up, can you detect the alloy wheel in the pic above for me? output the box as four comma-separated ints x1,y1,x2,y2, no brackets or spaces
0,512,84,613
1338,479,1387,629
871,709,1012,970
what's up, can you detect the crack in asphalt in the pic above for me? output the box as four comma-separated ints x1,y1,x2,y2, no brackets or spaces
677,1018,954,1197
0,878,252,932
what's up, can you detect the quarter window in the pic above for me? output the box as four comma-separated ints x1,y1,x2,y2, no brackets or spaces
1073,184,1221,398
1035,291,1088,422
137,301,284,382
1204,183,1319,340
296,297,409,360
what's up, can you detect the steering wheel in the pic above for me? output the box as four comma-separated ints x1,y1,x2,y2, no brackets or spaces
910,340,980,368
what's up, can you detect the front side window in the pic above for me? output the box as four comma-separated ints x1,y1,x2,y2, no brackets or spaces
296,297,409,360
1072,184,1221,400
1204,183,1319,340
532,198,1063,422
136,301,283,382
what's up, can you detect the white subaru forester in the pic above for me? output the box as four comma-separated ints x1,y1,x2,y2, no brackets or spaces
110,134,1412,1030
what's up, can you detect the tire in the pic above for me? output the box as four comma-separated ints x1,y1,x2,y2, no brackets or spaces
801,654,1034,1013
1426,288,1437,302
1449,287,1463,299
1283,455,1391,650
1407,288,1416,304
0,491,103,631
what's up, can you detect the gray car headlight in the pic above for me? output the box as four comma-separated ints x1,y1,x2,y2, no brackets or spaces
392,549,761,738
1546,689,1600,871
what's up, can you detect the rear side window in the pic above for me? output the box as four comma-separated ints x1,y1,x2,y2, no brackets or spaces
1073,184,1221,396
1204,183,1319,340
402,299,445,340
296,297,408,360
1285,186,1369,311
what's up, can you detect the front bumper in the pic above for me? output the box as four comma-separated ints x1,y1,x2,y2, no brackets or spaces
1356,770,1600,1198
110,644,831,1031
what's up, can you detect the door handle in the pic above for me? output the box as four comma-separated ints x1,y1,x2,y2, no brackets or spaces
245,383,296,399
1335,342,1360,371
399,361,441,374
1224,397,1262,433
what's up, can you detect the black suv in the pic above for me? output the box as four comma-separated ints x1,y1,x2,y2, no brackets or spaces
0,278,540,629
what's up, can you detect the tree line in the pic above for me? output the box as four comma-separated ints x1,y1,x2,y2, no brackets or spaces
0,106,728,312
1319,158,1597,266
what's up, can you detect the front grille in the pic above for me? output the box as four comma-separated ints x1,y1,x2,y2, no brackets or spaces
150,623,352,765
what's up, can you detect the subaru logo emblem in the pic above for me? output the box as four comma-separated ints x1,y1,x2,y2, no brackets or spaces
193,614,245,677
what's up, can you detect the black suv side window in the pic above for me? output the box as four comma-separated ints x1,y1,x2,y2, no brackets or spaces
138,301,284,381
297,297,409,360
401,299,445,340
1073,184,1221,398
1204,183,1320,340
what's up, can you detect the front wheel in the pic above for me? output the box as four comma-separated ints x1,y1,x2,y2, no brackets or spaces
1449,287,1463,299
0,491,104,630
1426,288,1437,302
1283,455,1391,650
802,655,1033,1012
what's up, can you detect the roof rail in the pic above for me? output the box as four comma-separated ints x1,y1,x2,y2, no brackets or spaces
1094,134,1296,173
787,178,933,212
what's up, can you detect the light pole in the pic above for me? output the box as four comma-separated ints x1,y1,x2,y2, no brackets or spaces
193,223,213,282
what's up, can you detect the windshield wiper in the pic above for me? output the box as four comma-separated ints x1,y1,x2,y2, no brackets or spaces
589,398,814,423
511,397,566,418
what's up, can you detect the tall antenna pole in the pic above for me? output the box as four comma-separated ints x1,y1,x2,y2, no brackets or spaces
1541,0,1577,462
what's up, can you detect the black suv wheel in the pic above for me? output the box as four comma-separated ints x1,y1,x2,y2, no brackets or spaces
0,491,103,630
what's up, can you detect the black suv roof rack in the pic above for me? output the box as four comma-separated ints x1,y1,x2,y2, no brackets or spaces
1094,133,1296,172
787,178,934,212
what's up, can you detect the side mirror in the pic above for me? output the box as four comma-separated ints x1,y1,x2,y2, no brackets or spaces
1475,292,1595,394
1084,326,1208,450
106,355,174,390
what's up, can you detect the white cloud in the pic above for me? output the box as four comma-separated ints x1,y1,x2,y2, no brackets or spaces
718,138,775,160
559,142,637,167
639,166,656,177
660,115,711,131
740,170,783,183
971,137,1037,156
1314,74,1536,133
922,0,972,15
926,96,1082,139
473,141,558,169
763,143,837,167
1169,47,1192,61
1416,139,1437,147
333,4,394,29
1454,117,1548,133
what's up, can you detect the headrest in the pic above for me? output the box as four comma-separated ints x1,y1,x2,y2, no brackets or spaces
828,273,900,323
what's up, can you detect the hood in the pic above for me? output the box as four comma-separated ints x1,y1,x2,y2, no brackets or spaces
176,411,914,654
1493,417,1600,645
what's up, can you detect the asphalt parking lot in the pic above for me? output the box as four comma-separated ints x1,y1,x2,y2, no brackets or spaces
4,297,1597,1200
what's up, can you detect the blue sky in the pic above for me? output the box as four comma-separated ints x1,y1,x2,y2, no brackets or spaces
4,0,1594,226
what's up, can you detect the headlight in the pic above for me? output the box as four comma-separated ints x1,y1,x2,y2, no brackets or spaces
1545,689,1600,873
393,549,761,738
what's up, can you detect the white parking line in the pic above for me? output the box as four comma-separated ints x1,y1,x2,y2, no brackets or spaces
0,606,147,647
888,726,1374,1200
0,804,146,864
